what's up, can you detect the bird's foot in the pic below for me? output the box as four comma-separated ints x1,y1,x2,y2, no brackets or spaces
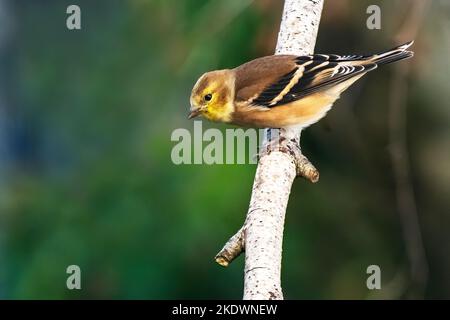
258,136,319,183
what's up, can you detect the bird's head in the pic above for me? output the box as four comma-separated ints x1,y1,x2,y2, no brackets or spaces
189,70,235,123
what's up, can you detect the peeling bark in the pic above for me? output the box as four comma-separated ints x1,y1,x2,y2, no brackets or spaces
215,0,324,300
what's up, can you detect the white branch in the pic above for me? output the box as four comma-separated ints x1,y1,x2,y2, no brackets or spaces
215,0,324,300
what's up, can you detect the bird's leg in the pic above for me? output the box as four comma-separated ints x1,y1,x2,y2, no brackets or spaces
258,128,319,183
256,128,284,159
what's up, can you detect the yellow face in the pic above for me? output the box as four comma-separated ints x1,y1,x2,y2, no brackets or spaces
189,70,234,123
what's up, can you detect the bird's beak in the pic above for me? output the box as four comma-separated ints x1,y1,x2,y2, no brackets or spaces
188,108,201,119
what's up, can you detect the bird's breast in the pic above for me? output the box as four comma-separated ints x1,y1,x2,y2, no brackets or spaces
232,93,336,128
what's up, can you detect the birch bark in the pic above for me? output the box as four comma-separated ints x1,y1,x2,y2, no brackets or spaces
215,0,324,300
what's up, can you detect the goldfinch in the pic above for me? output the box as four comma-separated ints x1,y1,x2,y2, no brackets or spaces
189,41,413,129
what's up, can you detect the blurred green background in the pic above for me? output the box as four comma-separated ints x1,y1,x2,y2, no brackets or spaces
0,0,449,299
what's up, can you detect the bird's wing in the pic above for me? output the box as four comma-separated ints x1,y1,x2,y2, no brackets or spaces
234,55,298,105
236,54,377,108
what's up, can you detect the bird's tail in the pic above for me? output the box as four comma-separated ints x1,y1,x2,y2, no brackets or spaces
371,41,414,66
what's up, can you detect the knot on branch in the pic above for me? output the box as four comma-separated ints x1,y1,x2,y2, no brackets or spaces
215,227,245,267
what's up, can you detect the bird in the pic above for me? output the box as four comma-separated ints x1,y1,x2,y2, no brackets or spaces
188,41,413,129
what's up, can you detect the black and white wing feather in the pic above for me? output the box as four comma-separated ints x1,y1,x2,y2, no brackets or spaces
251,54,376,108
250,41,413,108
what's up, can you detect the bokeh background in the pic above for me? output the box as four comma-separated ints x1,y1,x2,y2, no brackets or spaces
0,0,449,299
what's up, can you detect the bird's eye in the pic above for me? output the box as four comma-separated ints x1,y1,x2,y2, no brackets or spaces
204,94,212,102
